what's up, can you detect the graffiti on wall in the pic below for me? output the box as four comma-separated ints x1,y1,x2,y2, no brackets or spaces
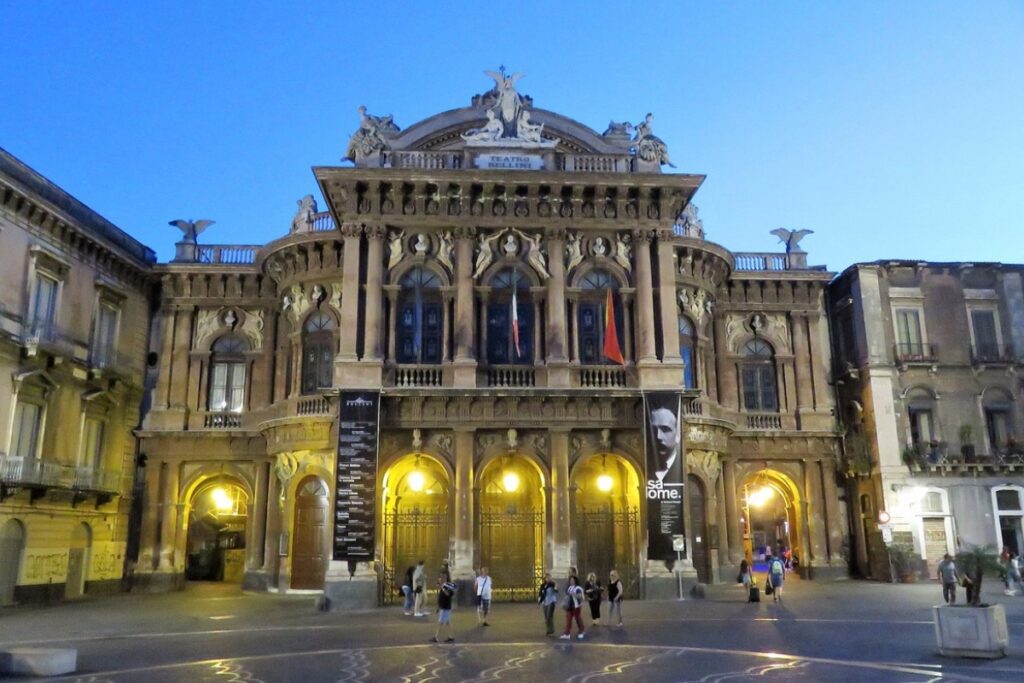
23,552,68,583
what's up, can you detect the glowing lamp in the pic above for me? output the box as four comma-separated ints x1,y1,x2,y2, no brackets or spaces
748,486,774,508
211,487,233,512
596,474,614,492
407,470,426,492
502,471,520,493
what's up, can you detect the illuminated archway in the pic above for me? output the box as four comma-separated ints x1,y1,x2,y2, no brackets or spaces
185,478,249,582
739,469,802,571
478,454,546,601
571,453,642,597
380,453,451,604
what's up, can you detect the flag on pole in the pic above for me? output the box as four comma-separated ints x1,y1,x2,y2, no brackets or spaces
603,288,625,365
511,285,522,359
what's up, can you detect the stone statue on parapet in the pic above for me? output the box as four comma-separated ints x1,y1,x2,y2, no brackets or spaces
484,67,525,136
344,105,400,161
770,228,814,254
461,109,504,143
169,219,214,243
464,68,558,148
632,113,674,167
473,230,505,279
679,204,704,238
291,195,318,233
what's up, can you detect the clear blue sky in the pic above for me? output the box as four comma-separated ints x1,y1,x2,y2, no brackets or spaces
2,2,1021,269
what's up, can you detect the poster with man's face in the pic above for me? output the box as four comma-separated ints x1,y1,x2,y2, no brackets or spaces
644,392,685,560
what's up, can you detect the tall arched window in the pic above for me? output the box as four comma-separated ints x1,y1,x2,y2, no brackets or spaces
577,269,624,365
740,339,778,412
302,312,337,394
679,317,696,389
209,334,248,412
487,268,533,365
396,267,443,365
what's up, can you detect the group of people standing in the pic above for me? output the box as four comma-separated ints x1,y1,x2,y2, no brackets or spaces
539,568,625,639
738,553,787,603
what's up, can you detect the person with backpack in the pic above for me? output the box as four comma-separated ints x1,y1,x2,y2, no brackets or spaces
474,566,493,626
537,572,559,636
768,555,785,602
401,565,416,615
430,579,457,643
560,574,586,639
606,570,624,627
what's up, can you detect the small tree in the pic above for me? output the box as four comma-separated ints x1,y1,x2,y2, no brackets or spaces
955,544,1003,606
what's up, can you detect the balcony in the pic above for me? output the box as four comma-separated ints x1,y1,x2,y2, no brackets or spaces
746,413,783,430
485,365,537,388
196,244,260,265
391,364,444,388
88,345,139,379
971,343,1016,365
202,412,244,429
894,342,938,363
0,454,123,502
574,365,630,388
681,395,704,417
296,395,333,416
20,319,84,360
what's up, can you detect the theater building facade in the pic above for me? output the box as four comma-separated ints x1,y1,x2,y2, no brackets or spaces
136,74,848,604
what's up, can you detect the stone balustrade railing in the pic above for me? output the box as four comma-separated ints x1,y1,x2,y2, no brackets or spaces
312,212,336,232
0,454,121,493
733,253,789,271
296,395,333,416
197,245,260,265
384,151,464,170
485,366,537,388
559,154,633,173
576,365,629,388
746,413,783,430
681,396,704,417
393,365,444,387
203,412,244,429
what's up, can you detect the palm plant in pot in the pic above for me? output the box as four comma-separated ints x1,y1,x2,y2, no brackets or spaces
933,544,1010,658
887,542,919,582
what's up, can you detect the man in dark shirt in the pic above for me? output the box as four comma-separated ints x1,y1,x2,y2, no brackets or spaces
431,580,457,643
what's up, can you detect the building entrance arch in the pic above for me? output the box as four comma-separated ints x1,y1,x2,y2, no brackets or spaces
478,454,545,601
66,522,92,599
291,476,330,590
0,519,26,605
380,453,451,604
740,469,803,571
572,453,641,598
185,478,249,582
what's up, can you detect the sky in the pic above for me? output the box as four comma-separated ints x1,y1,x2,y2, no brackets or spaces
1,2,1022,270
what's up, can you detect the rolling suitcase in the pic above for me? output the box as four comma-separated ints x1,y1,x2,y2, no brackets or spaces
748,584,760,603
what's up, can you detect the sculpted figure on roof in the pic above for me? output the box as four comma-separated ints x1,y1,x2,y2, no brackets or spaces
633,113,674,167
463,69,559,148
344,105,400,161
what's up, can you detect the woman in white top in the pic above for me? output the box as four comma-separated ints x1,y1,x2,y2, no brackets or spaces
475,566,493,626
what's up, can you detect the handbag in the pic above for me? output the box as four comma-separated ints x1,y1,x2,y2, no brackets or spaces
764,579,774,596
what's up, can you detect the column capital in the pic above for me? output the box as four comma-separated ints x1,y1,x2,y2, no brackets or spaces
364,224,386,240
453,226,476,240
544,227,567,242
632,228,656,243
340,222,363,239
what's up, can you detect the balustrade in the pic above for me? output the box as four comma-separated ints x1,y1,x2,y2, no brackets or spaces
576,365,628,388
393,365,444,387
197,245,259,265
296,395,333,416
733,253,789,271
485,366,536,387
312,212,336,231
746,413,783,430
559,154,632,173
203,412,243,429
681,396,704,416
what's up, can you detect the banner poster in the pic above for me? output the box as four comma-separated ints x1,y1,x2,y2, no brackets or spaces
644,391,686,560
332,390,381,561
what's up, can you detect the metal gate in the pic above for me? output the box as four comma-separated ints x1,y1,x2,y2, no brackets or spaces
479,509,544,601
381,509,450,606
575,507,640,598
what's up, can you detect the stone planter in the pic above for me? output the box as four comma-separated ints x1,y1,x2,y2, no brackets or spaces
933,604,1008,659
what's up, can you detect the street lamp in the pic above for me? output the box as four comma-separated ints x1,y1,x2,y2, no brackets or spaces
407,470,426,492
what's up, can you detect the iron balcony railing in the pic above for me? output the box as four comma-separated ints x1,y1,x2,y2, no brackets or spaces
0,454,122,493
894,342,938,362
971,343,1016,364
20,319,83,359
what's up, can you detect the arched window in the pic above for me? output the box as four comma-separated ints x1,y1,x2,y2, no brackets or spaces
577,269,624,365
740,339,778,412
992,486,1024,556
679,317,696,389
302,312,337,394
396,267,443,365
209,334,248,412
487,268,533,365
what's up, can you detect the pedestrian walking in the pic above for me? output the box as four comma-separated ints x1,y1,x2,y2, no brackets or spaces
768,555,785,602
401,565,416,615
412,559,427,616
607,569,624,627
560,574,586,639
584,572,603,626
475,566,493,626
538,572,559,636
430,579,457,643
1006,552,1023,595
937,553,959,604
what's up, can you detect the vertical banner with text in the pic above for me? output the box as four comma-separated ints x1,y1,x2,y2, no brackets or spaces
644,391,686,560
332,391,381,562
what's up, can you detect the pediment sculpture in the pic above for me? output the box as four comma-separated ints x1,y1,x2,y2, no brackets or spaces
462,68,559,148
344,105,400,161
632,113,674,167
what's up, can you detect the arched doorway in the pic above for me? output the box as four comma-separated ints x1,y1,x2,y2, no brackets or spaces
688,475,710,583
478,455,545,601
291,476,330,590
0,519,26,605
66,523,92,599
740,469,802,572
185,480,248,582
381,454,451,605
572,453,641,598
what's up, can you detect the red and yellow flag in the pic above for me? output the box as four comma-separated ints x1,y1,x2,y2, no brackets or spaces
603,288,625,365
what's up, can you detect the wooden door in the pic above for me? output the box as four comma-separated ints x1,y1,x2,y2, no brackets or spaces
291,477,329,589
688,474,710,583
0,520,25,605
922,517,949,576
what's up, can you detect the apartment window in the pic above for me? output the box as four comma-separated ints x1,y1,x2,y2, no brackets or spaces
30,273,59,337
740,339,778,412
301,312,336,394
11,402,43,459
909,408,935,446
80,417,105,469
983,388,1013,453
209,334,248,413
92,303,119,367
576,269,624,365
679,317,696,389
486,267,533,365
970,309,1001,360
395,267,443,365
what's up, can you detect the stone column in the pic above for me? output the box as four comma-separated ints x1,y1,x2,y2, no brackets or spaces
803,458,828,571
263,468,282,575
155,304,175,410
139,462,162,570
157,460,181,571
453,228,477,386
385,289,398,361
820,457,844,563
656,231,681,363
549,429,572,575
807,313,829,411
715,465,730,574
633,230,657,364
168,308,194,412
248,461,270,571
714,315,738,410
791,313,813,418
362,226,386,362
452,429,476,580
337,223,362,362
722,459,743,563
546,229,570,387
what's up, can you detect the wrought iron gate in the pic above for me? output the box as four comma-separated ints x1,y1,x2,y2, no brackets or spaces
479,509,544,601
381,509,450,606
575,507,640,598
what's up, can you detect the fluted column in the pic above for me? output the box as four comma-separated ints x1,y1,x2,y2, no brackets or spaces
722,459,742,563
550,429,572,574
452,429,475,579
633,230,657,364
453,228,477,387
656,231,681,362
337,223,363,362
362,226,385,362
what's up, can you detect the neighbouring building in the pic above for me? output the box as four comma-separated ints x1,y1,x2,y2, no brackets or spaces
135,72,847,606
0,148,156,604
830,261,1024,580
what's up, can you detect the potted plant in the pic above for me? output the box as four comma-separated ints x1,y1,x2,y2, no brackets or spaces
901,445,923,472
888,542,919,582
933,544,1010,658
959,424,976,463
